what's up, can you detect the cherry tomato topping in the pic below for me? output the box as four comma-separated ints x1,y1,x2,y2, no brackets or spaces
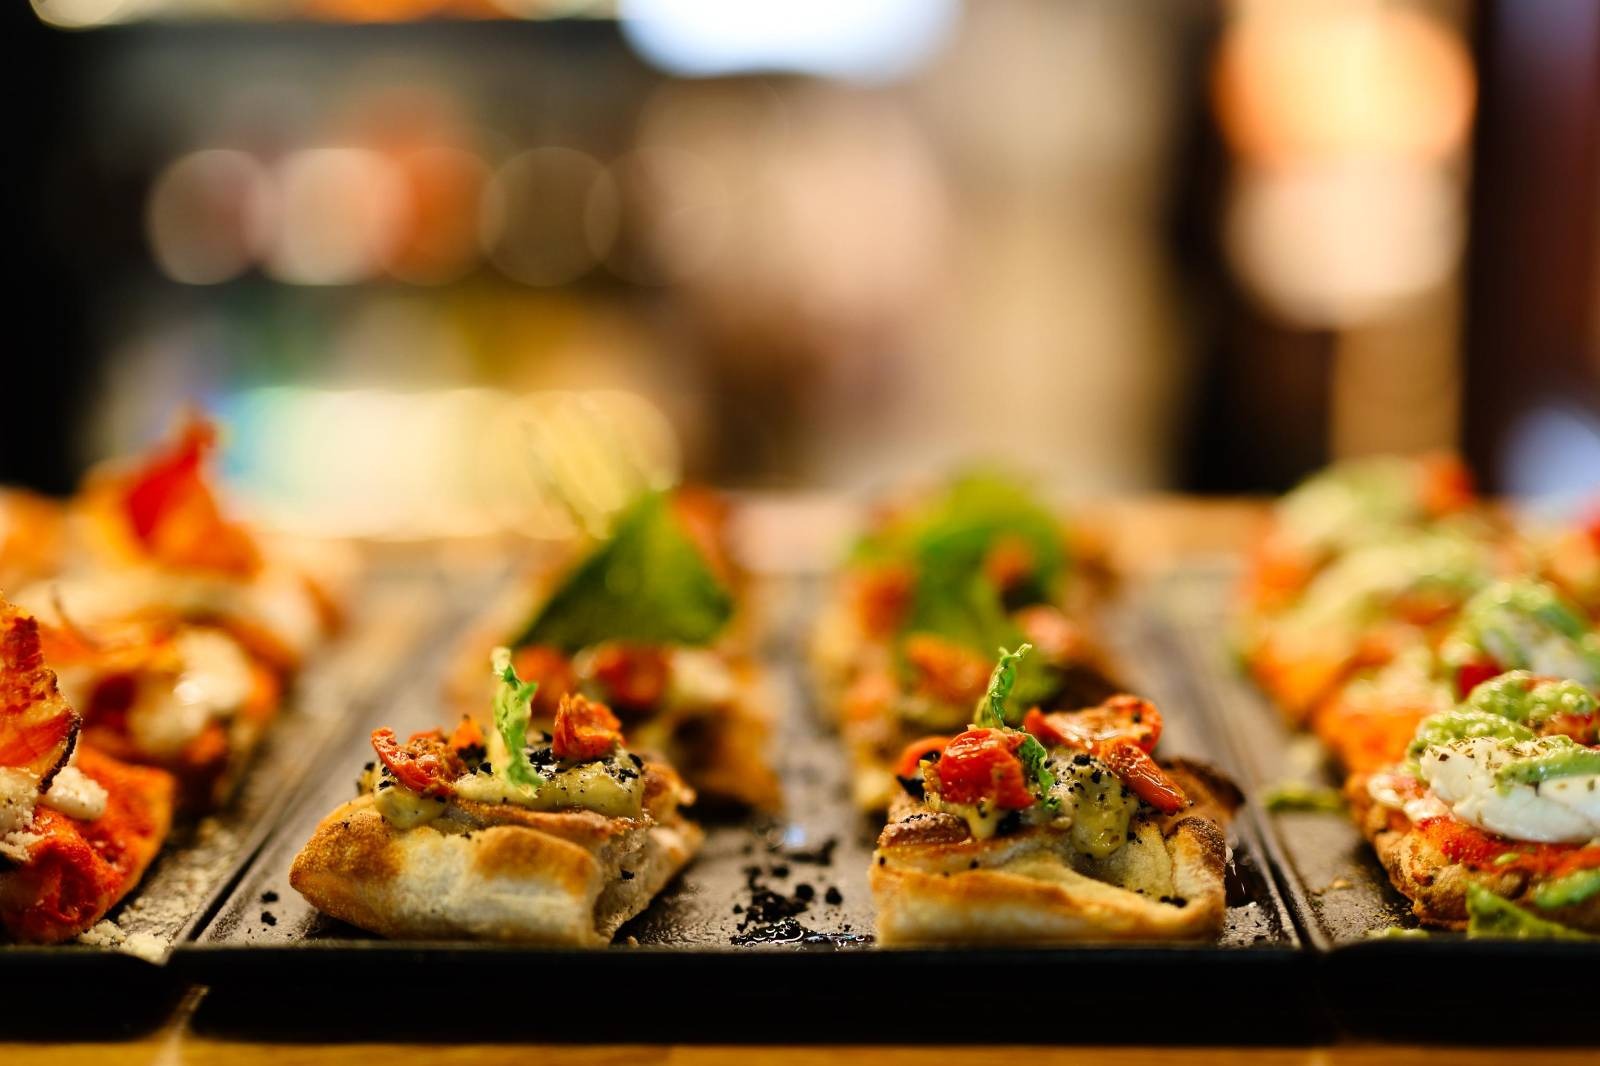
1454,656,1503,700
903,634,992,706
1097,738,1187,814
511,644,575,717
982,535,1037,595
851,563,914,638
448,715,485,752
370,728,452,796
1418,453,1476,518
936,728,1033,809
894,735,953,778
1027,695,1162,753
588,643,669,712
551,693,624,761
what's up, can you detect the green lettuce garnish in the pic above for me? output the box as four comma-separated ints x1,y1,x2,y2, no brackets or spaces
490,647,545,790
975,644,1032,729
973,645,1057,807
512,492,733,653
853,470,1068,599
1466,884,1593,940
862,472,1068,708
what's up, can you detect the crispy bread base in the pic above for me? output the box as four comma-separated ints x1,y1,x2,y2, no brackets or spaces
289,793,702,945
1347,773,1600,932
871,761,1240,945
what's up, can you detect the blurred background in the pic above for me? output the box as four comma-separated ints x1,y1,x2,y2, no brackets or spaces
5,0,1598,538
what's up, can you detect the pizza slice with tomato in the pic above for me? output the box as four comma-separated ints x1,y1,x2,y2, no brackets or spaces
0,599,176,944
1349,672,1600,934
871,646,1240,944
811,472,1120,811
290,647,702,944
445,488,777,809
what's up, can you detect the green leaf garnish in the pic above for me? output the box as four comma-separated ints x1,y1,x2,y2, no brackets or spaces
1466,883,1593,940
1016,731,1057,809
1261,781,1347,814
512,492,733,653
975,644,1033,729
490,647,545,790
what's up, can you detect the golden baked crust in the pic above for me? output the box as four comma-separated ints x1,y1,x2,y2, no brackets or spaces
289,764,703,945
1347,773,1600,932
871,761,1239,944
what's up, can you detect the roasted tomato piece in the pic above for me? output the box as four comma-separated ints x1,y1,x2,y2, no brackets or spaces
551,693,623,761
1015,605,1087,665
587,642,669,713
894,734,952,778
903,634,992,706
448,715,485,752
0,602,80,786
1027,695,1161,753
510,644,575,717
850,562,914,637
983,535,1038,596
370,728,459,796
1454,656,1503,700
1418,453,1476,518
1096,738,1187,814
122,416,260,575
935,728,1033,809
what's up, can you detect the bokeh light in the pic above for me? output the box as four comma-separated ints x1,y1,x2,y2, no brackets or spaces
147,150,277,285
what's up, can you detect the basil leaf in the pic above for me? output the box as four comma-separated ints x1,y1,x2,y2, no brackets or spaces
513,492,733,653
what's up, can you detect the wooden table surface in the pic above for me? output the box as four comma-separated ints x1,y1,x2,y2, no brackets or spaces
3,497,1591,1062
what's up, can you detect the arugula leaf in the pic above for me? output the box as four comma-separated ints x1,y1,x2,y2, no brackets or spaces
490,647,545,790
975,644,1033,729
904,573,1058,708
512,492,733,653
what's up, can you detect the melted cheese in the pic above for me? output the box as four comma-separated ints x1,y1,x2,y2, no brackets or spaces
126,629,254,757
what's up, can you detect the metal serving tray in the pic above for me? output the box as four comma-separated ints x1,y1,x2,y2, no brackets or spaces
1154,564,1596,1042
171,574,1317,1043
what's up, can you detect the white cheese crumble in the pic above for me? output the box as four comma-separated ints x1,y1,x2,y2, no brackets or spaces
1417,737,1600,844
0,767,41,863
40,765,109,822
77,920,169,962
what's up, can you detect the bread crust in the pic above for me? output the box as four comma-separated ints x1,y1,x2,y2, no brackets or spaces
1347,772,1600,932
871,761,1238,944
289,786,702,945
